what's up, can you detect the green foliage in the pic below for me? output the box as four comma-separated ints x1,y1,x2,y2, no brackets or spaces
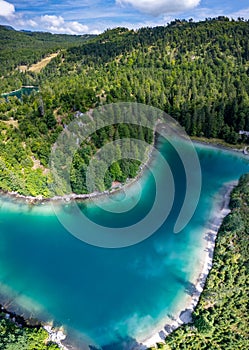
0,25,94,85
159,174,249,349
48,18,249,142
1,19,249,196
0,20,249,348
0,94,57,197
0,317,59,349
69,123,149,194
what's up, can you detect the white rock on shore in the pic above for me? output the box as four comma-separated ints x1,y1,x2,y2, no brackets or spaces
44,325,68,350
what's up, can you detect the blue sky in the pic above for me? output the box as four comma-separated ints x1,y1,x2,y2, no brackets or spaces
0,0,249,34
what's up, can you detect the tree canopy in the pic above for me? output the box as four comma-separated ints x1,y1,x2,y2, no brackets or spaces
0,18,249,196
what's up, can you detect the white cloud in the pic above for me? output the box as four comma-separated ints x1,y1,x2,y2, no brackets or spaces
27,19,38,28
41,15,65,28
164,6,249,23
116,0,201,16
0,0,15,19
0,8,89,34
228,7,249,20
163,6,223,23
0,1,89,34
39,15,89,34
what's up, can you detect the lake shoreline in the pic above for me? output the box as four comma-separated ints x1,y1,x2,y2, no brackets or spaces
138,180,237,349
0,140,246,350
191,137,248,155
0,146,154,206
0,180,241,349
0,303,68,350
0,138,247,206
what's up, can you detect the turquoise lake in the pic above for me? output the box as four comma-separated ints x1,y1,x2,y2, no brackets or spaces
0,140,249,349
1,86,39,100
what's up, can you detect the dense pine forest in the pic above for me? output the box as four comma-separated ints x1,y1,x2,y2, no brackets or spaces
0,18,249,195
152,174,249,350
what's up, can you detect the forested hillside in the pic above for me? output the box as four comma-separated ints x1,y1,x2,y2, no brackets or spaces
49,18,249,142
152,174,249,349
0,18,249,196
0,25,93,90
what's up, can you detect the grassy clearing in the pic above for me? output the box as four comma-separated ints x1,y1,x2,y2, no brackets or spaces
27,52,60,73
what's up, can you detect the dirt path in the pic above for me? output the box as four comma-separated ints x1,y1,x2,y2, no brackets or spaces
29,52,59,73
18,52,60,73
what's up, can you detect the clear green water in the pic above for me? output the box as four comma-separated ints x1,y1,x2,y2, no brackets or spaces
0,141,249,349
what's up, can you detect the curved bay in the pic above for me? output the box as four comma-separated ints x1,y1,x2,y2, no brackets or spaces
0,141,249,348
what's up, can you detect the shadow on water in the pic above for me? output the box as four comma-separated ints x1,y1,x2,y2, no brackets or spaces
63,336,146,350
90,336,147,350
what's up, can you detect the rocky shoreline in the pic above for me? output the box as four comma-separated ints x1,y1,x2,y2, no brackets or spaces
1,138,247,206
0,304,68,350
192,137,248,155
44,325,67,350
0,145,154,206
